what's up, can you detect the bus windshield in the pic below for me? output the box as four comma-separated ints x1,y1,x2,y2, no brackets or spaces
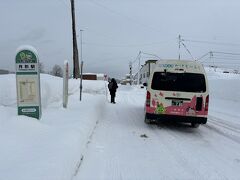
151,72,206,93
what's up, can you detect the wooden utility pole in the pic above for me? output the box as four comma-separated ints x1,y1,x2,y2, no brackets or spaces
178,34,181,60
70,0,80,78
129,61,132,85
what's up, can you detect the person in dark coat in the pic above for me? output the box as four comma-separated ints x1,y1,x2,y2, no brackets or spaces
108,78,118,103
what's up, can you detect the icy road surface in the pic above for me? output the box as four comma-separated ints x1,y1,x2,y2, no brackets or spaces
74,85,240,180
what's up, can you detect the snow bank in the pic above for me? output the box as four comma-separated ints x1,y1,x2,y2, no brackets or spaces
1,69,240,180
205,68,240,126
0,74,107,180
0,74,16,106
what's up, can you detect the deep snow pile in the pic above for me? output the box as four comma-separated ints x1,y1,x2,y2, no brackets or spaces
206,67,240,127
0,69,240,179
0,74,107,180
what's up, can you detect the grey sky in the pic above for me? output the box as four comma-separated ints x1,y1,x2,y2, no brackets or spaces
1,0,240,78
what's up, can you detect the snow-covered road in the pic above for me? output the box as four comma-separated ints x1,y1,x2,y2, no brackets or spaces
1,70,240,180
74,85,240,180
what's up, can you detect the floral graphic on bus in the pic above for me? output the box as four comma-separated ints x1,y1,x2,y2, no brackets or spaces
155,103,166,114
146,95,207,116
152,99,156,107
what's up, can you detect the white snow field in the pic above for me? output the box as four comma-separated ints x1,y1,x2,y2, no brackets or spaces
0,69,240,180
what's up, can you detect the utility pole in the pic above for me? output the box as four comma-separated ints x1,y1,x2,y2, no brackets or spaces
70,0,80,79
178,34,181,60
209,51,216,71
80,30,83,101
137,51,141,85
129,61,132,85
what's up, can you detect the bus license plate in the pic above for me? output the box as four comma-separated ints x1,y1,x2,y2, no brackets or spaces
172,100,183,106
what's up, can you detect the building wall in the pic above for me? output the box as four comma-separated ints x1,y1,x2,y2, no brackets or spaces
81,73,108,81
82,74,97,80
133,60,157,84
0,69,9,75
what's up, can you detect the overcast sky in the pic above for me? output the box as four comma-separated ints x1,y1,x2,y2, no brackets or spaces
1,0,240,78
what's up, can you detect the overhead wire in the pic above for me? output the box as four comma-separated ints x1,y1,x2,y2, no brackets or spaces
181,40,195,60
132,51,141,64
184,39,240,47
141,51,161,60
200,57,210,63
57,0,70,8
197,52,210,61
86,0,164,34
211,51,240,56
182,37,240,63
79,28,116,42
83,41,174,48
213,54,240,58
210,57,240,61
198,50,240,62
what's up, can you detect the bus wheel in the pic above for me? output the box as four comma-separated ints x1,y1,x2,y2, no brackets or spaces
191,123,200,128
144,115,151,124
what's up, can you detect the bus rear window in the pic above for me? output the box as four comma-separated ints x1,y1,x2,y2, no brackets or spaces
151,72,206,92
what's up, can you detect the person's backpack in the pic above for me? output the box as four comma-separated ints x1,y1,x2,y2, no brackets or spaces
108,82,113,90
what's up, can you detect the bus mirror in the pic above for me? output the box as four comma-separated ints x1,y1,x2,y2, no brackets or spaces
143,82,147,86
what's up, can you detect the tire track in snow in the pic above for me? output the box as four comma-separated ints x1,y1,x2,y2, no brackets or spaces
147,123,230,179
204,124,240,145
151,121,240,179
208,115,240,134
118,91,200,178
115,87,239,178
211,110,240,121
74,88,146,179
203,115,240,146
149,124,206,178
73,85,240,179
71,97,107,179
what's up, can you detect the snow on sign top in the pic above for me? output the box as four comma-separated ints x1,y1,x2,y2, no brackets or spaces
16,45,38,55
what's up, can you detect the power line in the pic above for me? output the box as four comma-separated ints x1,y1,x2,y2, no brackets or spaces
132,51,141,64
213,54,240,58
211,51,240,56
80,28,116,42
204,62,240,65
131,51,161,76
181,41,195,60
57,0,70,8
198,51,240,62
197,52,210,61
83,41,173,48
141,51,161,60
210,57,240,61
184,39,240,47
178,35,195,60
87,0,163,34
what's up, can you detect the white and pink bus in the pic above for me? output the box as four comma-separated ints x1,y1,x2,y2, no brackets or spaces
144,60,209,128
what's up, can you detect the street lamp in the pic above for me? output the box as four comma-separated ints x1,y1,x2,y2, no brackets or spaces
80,29,84,101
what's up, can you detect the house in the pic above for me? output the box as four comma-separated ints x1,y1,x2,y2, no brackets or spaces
0,69,9,75
81,73,108,81
120,74,132,85
82,73,97,80
133,59,158,84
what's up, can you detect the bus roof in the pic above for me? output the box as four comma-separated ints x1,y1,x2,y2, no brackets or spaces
155,60,204,73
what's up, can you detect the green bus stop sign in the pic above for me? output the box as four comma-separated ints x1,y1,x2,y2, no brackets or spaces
15,46,42,119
